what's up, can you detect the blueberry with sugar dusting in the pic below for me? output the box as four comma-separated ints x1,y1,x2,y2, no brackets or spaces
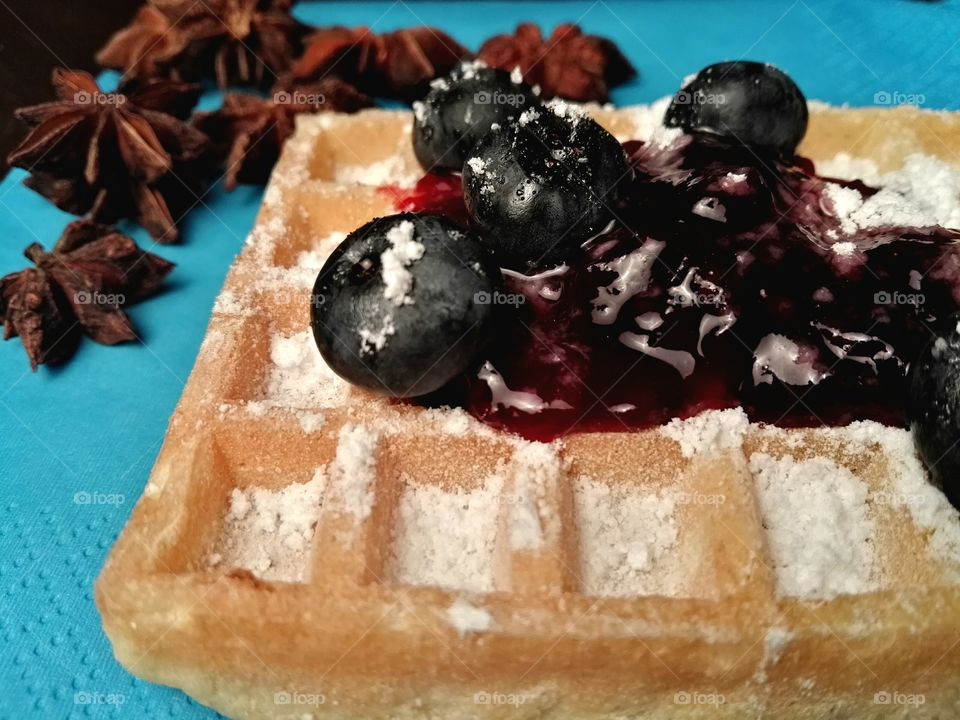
311,213,502,397
412,61,540,172
665,61,808,156
909,315,960,510
462,101,629,269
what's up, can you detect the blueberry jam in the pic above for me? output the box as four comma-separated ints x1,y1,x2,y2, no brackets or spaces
385,133,960,442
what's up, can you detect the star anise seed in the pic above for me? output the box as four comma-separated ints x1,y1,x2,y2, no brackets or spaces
478,23,636,103
195,78,372,190
7,69,213,242
0,220,174,371
293,25,469,101
97,0,308,89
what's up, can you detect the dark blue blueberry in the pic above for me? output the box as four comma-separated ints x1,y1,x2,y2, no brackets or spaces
311,213,502,397
412,62,540,172
462,103,629,270
910,316,960,510
664,61,808,156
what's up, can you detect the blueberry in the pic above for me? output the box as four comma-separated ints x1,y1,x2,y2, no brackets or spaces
664,61,808,156
462,102,629,269
412,62,540,172
311,213,502,397
909,317,960,510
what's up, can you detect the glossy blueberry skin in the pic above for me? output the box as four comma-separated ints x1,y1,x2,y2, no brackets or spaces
311,213,502,397
413,65,540,172
664,61,808,156
462,106,629,270
910,315,960,510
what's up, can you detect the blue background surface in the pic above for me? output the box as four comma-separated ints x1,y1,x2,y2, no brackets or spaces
1,1,960,717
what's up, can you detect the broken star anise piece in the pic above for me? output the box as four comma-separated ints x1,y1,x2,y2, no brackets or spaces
7,69,213,242
96,0,309,89
478,23,636,103
0,220,174,371
194,79,372,190
292,26,469,101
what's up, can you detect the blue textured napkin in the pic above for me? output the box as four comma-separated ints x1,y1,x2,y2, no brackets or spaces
1,1,959,718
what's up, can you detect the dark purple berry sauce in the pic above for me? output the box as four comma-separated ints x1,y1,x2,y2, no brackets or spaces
382,134,960,442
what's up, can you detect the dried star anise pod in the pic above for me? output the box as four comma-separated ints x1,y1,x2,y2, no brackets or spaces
0,220,174,371
7,69,213,243
96,0,308,89
292,25,469,101
194,78,372,190
478,23,636,103
94,6,188,80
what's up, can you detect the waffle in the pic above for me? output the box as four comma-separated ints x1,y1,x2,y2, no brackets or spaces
96,103,960,719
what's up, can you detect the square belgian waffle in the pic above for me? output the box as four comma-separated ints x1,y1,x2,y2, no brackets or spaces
97,104,960,719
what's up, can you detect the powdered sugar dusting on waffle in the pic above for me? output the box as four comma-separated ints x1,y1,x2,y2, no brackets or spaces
290,231,347,287
751,453,878,599
334,153,418,187
445,598,494,636
575,477,682,597
390,475,504,593
253,330,350,414
324,424,380,520
661,408,749,458
509,443,563,550
822,153,960,230
826,422,960,576
210,473,325,582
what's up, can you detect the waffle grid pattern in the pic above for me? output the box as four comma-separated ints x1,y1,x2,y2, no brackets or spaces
96,108,960,719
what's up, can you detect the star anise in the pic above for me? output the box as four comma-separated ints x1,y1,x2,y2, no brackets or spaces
7,69,213,243
478,23,636,102
292,26,469,100
194,78,372,190
96,0,308,89
0,220,174,371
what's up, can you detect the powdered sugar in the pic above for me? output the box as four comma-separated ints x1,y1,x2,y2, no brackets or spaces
445,598,494,636
661,408,749,458
211,473,325,582
508,443,564,551
823,422,960,576
390,475,503,593
575,477,682,597
333,150,418,188
323,425,380,520
823,154,960,231
258,330,350,411
381,220,424,305
751,453,878,599
358,220,425,354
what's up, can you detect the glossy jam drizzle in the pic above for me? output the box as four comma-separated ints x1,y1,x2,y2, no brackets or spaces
383,136,960,441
